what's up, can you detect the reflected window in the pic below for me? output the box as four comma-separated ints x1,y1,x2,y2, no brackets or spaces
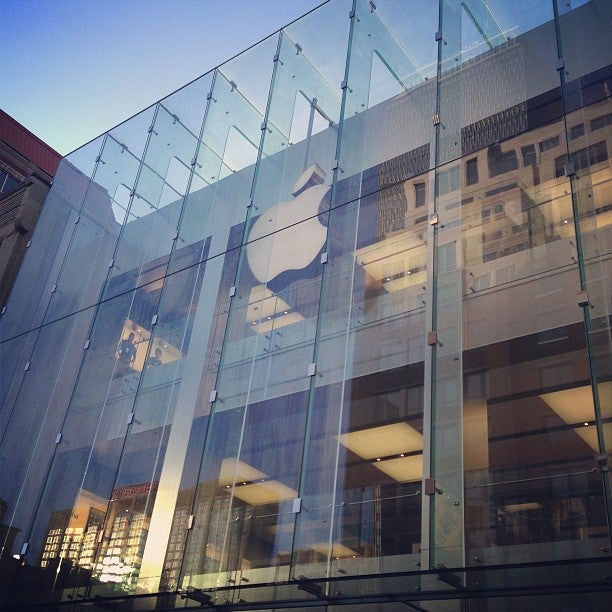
488,144,518,178
521,144,537,167
436,165,460,196
414,181,426,207
466,157,479,186
554,140,608,177
590,112,612,131
570,123,585,140
538,135,559,153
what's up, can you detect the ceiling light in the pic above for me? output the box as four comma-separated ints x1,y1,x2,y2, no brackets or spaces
338,422,423,459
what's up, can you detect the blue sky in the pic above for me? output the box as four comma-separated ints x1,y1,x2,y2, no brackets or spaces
1,0,322,155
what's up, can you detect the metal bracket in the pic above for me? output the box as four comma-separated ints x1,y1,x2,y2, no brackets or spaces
180,588,212,605
320,252,328,264
427,331,438,346
308,363,317,377
555,57,565,71
229,286,236,297
425,478,444,495
429,213,439,226
151,314,158,326
435,31,442,42
596,453,608,473
209,390,217,403
433,114,440,125
577,291,590,308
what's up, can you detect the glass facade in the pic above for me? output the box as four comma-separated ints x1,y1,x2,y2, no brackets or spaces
1,1,611,609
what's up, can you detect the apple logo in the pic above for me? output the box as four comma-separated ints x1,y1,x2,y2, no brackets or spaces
246,164,329,284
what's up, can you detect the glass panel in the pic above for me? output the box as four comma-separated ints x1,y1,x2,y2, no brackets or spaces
106,106,156,161
431,0,610,576
170,70,261,272
144,250,239,593
180,14,351,589
20,282,165,599
103,103,199,301
336,0,437,204
0,140,102,340
159,72,213,140
44,135,141,323
0,306,95,567
253,1,350,218
291,164,429,579
182,210,328,589
556,0,612,537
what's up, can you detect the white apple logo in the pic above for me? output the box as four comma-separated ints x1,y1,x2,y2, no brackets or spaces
247,164,329,283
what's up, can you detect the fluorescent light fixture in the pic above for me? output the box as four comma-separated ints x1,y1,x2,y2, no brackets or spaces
246,285,304,333
230,481,298,506
338,422,423,483
218,458,298,506
309,542,359,559
503,502,542,513
338,422,423,459
219,458,267,486
540,382,612,452
372,454,422,482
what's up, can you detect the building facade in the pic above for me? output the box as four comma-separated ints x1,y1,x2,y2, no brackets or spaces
1,0,611,609
0,110,61,310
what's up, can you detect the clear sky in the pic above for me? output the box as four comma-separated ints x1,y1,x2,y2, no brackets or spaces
1,0,323,155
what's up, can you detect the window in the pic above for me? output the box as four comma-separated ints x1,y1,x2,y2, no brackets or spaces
0,169,22,194
554,140,609,177
521,144,537,167
538,135,559,152
466,157,479,186
488,144,518,178
414,182,426,207
493,203,504,219
570,123,585,140
436,165,460,196
591,112,612,131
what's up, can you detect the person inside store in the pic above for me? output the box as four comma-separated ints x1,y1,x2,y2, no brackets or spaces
146,347,163,368
116,331,137,375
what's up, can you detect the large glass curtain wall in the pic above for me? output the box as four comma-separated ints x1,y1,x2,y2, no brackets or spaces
1,0,610,608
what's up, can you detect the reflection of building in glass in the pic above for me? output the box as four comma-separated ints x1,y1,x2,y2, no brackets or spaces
93,483,157,589
1,0,611,610
40,491,106,572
